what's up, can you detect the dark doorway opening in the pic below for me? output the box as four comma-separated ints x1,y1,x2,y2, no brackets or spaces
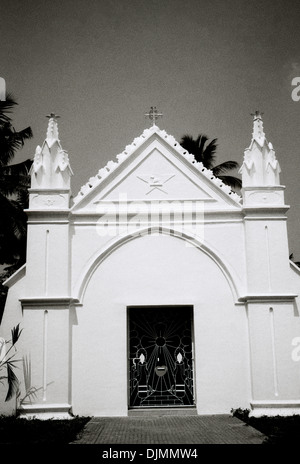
128,306,194,408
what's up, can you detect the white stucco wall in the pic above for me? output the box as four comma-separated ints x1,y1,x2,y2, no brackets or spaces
71,232,250,416
2,121,300,419
19,308,70,405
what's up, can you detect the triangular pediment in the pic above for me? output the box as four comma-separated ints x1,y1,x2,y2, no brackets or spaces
72,126,241,213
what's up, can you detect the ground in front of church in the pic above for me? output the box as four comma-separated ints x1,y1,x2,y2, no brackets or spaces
71,414,265,445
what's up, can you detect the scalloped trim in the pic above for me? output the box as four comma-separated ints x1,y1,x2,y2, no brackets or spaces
72,125,242,205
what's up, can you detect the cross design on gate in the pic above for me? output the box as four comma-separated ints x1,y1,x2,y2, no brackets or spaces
145,106,163,126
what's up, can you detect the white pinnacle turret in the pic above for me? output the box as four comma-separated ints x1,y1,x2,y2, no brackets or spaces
29,113,73,197
240,111,282,192
251,111,265,147
46,113,60,147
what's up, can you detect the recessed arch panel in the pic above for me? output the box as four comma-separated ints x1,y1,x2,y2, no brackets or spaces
74,226,243,304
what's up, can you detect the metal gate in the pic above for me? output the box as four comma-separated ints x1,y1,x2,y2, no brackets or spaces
128,306,194,408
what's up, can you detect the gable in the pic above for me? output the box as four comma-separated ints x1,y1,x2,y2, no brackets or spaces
72,126,241,213
96,147,213,201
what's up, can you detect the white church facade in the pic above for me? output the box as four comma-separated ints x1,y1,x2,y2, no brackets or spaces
1,111,300,418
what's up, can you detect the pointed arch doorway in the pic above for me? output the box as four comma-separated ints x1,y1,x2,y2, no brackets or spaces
128,306,195,408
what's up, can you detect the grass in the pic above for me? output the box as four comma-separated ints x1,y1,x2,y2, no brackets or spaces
232,408,300,444
0,414,90,445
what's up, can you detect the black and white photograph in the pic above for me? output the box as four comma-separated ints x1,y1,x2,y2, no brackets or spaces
1,0,300,450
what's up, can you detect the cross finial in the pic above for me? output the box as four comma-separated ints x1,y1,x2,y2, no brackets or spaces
46,113,60,120
46,112,60,144
250,110,265,143
145,106,163,126
251,110,264,120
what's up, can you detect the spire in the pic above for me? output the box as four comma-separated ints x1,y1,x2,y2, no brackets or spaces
29,113,73,196
46,113,60,147
239,112,281,188
251,111,265,146
145,106,163,127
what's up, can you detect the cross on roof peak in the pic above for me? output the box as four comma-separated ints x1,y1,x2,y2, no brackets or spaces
46,113,60,142
251,110,264,120
145,106,163,126
46,113,60,120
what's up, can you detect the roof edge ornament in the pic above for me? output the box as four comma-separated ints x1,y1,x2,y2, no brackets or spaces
72,125,242,206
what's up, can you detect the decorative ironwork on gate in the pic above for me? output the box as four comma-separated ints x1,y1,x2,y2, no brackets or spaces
129,306,194,407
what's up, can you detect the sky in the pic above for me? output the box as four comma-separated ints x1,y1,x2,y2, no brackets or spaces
1,0,300,257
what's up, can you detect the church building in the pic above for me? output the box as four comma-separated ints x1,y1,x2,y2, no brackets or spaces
1,109,300,418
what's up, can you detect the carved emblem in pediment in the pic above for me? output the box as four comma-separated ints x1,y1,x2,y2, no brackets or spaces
137,174,175,194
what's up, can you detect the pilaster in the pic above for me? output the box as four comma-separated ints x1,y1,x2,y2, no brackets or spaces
25,114,73,298
240,113,298,416
240,112,291,295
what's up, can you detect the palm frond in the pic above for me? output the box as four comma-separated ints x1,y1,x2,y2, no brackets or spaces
11,324,22,346
5,363,19,401
0,175,30,197
21,386,39,404
180,134,218,168
0,126,33,165
0,94,31,270
196,134,209,156
212,160,240,176
180,132,242,190
22,355,31,393
10,126,33,148
4,357,21,367
15,187,29,209
0,192,28,220
201,137,218,169
0,338,6,363
217,175,242,190
0,94,17,124
1,261,23,276
1,158,32,176
180,135,197,154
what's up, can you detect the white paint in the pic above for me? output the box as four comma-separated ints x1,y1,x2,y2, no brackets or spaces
42,310,48,401
44,230,49,295
1,114,300,418
292,337,300,362
269,307,279,396
265,226,271,291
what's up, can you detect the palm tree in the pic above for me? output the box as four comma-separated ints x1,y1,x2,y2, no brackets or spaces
180,134,242,191
0,94,33,271
0,324,22,401
0,94,33,324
